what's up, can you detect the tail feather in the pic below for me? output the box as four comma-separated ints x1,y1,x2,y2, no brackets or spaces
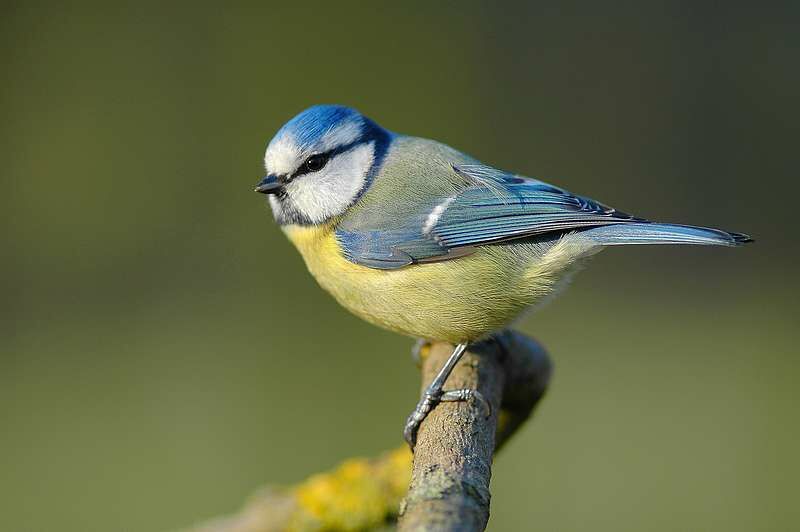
580,223,752,247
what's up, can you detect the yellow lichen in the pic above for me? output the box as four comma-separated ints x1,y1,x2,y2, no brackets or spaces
287,448,412,531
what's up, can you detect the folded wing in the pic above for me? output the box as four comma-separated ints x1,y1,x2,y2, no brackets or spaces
337,163,750,270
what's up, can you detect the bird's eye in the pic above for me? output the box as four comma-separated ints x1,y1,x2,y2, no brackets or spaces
303,153,329,173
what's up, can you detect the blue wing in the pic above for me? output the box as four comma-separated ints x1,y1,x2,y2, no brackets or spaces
431,164,642,247
336,164,749,270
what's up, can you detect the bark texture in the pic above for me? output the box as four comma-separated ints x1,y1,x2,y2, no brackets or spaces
398,331,550,531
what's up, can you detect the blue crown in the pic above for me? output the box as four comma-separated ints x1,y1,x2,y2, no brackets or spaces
274,105,364,150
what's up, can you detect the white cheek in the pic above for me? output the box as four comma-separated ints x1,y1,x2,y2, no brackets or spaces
286,142,374,223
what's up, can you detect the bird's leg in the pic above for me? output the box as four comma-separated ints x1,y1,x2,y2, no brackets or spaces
403,343,490,448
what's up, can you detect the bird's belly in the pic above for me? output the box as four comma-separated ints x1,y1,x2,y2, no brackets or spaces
283,225,595,343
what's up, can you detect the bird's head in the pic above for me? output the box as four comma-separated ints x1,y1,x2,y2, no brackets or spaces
257,105,392,225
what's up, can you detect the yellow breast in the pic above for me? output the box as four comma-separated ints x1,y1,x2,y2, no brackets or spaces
282,224,596,343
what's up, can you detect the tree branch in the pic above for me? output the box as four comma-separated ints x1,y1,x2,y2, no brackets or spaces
180,330,550,532
398,331,550,531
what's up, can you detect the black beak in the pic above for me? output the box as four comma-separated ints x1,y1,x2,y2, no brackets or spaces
254,175,284,194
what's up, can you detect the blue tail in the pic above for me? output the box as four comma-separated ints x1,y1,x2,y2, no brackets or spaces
580,223,752,247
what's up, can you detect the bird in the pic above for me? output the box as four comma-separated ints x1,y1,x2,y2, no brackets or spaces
255,104,750,446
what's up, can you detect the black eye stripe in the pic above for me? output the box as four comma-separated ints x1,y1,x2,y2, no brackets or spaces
291,139,365,179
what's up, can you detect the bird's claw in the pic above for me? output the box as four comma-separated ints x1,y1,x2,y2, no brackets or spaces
441,388,491,418
403,388,491,448
403,390,439,448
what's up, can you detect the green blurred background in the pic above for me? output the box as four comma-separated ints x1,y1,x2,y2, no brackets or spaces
2,2,798,531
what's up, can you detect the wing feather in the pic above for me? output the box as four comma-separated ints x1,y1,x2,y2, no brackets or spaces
336,162,747,270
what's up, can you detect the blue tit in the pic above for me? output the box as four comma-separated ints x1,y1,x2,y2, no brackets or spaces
255,104,751,445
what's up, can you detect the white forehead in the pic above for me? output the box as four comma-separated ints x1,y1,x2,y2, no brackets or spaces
263,135,301,176
264,119,363,176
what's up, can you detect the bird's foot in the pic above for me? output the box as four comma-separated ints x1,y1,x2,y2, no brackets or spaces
403,387,491,448
441,388,491,418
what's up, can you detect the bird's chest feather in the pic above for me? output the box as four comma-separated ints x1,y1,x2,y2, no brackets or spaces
281,224,427,326
280,224,585,342
282,223,381,300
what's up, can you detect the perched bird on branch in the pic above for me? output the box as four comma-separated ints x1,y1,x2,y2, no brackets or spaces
254,105,750,447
